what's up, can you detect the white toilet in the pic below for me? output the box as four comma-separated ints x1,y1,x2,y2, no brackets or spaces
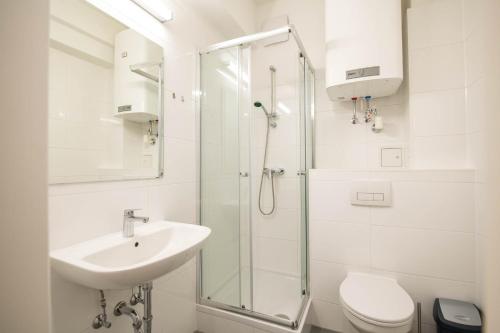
339,273,414,333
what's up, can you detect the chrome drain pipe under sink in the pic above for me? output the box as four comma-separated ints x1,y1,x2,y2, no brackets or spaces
111,282,154,333
114,301,142,333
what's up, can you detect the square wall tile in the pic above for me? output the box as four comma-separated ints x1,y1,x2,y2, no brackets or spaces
308,300,344,333
408,0,463,50
255,208,299,241
164,138,196,183
315,111,367,146
371,226,475,281
311,260,369,305
371,181,475,232
148,182,196,223
409,43,465,93
464,25,488,85
465,78,487,134
315,144,368,170
410,89,466,137
310,220,370,266
49,187,148,250
412,135,467,169
309,181,370,223
254,237,298,275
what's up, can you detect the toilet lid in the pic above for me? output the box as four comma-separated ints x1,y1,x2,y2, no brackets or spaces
340,273,414,325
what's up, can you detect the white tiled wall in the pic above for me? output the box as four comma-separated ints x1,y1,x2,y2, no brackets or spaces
408,0,468,169
314,0,474,171
315,75,409,170
251,39,303,281
250,1,480,333
308,169,476,332
48,1,226,332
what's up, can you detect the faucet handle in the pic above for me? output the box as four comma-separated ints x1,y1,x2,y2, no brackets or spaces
124,209,142,217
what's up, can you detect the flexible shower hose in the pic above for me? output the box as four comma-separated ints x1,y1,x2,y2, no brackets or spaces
258,115,276,215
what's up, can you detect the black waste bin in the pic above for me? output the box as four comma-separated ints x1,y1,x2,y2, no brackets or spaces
433,298,482,333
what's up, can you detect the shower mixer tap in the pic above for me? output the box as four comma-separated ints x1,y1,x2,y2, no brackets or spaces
263,168,285,177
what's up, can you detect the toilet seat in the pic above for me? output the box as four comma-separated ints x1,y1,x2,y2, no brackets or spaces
340,273,414,328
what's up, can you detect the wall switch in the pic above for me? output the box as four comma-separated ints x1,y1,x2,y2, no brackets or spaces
350,181,392,207
381,147,403,167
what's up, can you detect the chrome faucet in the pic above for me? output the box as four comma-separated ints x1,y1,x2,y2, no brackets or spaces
123,209,149,238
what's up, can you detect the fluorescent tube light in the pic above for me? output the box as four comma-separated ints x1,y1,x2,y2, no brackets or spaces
86,0,167,45
130,0,173,23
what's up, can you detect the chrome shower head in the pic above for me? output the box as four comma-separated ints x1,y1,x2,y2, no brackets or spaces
254,101,270,117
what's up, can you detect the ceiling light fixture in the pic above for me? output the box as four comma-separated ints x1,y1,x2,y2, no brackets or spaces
130,0,173,23
86,0,168,45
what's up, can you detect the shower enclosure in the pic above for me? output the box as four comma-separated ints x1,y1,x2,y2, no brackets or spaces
197,26,314,328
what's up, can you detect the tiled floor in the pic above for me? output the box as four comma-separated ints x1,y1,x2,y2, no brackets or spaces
195,325,339,333
310,326,339,333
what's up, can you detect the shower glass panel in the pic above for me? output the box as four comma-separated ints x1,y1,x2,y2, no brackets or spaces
199,27,314,328
301,59,314,296
200,46,251,308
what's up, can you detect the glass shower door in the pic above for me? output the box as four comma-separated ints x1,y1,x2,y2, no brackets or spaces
199,28,314,327
299,57,314,298
199,46,251,309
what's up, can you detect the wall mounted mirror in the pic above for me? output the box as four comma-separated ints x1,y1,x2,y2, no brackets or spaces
48,0,164,184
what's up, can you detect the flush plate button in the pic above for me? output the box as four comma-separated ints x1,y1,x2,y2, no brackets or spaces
350,181,392,207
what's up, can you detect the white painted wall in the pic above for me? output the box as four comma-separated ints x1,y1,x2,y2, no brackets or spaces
222,0,256,34
49,1,226,332
255,0,324,70
463,0,500,331
0,0,51,332
181,0,256,38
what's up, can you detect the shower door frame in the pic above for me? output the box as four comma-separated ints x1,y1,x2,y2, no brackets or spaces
195,25,316,329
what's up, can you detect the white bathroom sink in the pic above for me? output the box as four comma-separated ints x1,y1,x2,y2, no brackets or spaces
50,221,211,290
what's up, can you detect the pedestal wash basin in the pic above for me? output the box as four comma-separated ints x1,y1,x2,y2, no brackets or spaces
50,221,211,290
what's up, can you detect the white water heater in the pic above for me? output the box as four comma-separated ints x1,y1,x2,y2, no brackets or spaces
114,29,162,122
325,0,403,101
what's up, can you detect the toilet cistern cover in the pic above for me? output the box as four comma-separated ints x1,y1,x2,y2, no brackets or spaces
340,273,414,324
